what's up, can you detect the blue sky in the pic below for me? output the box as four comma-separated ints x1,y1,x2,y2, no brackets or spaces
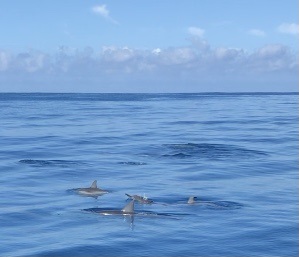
0,0,298,92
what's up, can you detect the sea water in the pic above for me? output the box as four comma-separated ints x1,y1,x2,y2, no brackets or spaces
0,93,298,256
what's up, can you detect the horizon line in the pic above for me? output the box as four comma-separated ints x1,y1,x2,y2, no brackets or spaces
0,91,298,94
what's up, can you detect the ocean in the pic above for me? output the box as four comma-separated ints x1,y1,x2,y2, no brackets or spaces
0,93,298,257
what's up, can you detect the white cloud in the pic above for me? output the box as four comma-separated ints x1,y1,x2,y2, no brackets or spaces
277,23,299,35
188,26,205,38
214,47,244,61
92,4,118,24
152,48,162,55
247,44,295,72
248,29,266,37
255,44,288,59
159,47,197,65
92,5,109,18
101,46,135,62
13,51,49,73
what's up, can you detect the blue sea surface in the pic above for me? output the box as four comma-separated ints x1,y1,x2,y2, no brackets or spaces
0,93,298,257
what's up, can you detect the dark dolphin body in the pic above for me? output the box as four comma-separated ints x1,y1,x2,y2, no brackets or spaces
83,200,176,218
72,180,108,198
83,200,135,216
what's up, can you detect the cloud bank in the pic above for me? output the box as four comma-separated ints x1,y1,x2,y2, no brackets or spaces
0,41,298,92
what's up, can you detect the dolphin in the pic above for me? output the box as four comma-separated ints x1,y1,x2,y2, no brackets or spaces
83,200,135,216
83,200,175,218
125,193,153,204
186,196,242,209
187,196,197,204
73,180,108,198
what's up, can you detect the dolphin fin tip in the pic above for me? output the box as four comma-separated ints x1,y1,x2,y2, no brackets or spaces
90,180,97,188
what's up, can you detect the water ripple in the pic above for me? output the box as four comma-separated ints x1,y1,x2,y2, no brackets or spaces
161,143,267,159
19,159,82,167
118,161,147,165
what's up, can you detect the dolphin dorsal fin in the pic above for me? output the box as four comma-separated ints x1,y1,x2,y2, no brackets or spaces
125,193,132,198
90,180,97,188
122,200,134,213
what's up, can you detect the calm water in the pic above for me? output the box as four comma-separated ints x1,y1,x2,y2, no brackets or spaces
0,93,298,257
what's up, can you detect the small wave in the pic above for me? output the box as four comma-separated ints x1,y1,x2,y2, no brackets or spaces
153,197,243,210
162,153,192,158
19,159,81,167
162,143,267,159
204,201,243,210
118,161,147,165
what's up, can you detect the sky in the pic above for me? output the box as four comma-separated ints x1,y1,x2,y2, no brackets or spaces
0,0,298,92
